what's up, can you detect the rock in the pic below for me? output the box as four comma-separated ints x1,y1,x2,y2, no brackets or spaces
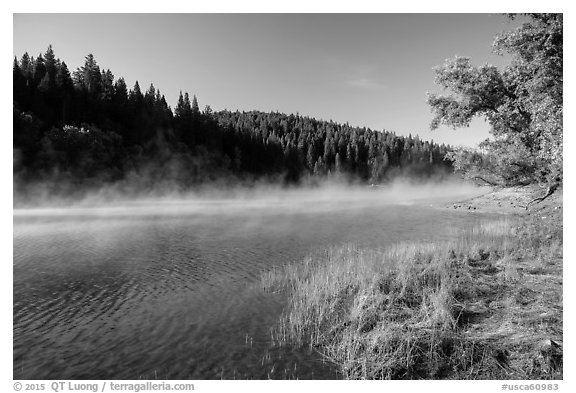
540,339,562,351
534,339,563,373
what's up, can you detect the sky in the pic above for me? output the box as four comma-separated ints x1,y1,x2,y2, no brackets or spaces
13,13,523,147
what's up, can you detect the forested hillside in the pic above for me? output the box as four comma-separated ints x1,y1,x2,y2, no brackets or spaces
13,46,452,193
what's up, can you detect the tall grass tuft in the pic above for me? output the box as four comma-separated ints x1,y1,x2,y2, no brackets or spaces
262,212,562,379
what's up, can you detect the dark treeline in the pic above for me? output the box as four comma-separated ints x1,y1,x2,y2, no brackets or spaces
214,111,452,182
14,46,453,194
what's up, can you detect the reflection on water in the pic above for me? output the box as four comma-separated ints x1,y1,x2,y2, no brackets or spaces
13,190,487,379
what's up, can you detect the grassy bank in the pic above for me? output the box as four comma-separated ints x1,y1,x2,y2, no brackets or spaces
262,193,563,379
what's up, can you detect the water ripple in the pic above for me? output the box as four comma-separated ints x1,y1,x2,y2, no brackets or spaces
14,201,487,379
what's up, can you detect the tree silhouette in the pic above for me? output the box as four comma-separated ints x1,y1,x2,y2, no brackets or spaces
13,45,454,195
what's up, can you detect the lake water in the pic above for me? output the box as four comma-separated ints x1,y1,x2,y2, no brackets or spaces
13,187,489,379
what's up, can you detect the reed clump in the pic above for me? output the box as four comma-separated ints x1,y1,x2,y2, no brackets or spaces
262,206,562,379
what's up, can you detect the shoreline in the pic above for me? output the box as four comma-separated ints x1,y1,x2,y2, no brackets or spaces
263,186,563,379
444,185,562,215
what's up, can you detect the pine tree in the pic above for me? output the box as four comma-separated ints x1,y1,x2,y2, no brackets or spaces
129,81,143,103
323,136,335,168
44,45,57,83
382,151,390,171
38,71,52,93
306,143,316,170
191,95,200,116
101,69,115,101
346,142,354,168
53,61,74,123
175,91,191,119
113,78,128,104
19,52,32,81
55,62,73,91
145,83,156,100
13,58,25,97
74,54,102,94
184,92,192,113
335,152,343,174
32,55,46,87
313,157,326,176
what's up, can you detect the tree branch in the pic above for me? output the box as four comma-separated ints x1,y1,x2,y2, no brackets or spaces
525,183,559,209
471,176,501,187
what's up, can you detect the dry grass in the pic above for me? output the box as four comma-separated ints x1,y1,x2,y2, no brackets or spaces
262,204,563,380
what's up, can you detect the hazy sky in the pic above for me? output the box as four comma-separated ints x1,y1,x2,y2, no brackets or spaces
13,13,523,147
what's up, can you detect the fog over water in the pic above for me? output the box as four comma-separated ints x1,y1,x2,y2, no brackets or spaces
13,180,490,379
14,178,482,213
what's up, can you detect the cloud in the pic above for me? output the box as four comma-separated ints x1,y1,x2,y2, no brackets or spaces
342,64,388,91
346,76,388,91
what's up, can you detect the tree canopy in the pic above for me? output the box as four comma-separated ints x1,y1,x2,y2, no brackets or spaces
428,13,562,187
14,45,454,197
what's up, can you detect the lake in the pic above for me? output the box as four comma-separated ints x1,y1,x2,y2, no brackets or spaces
13,186,489,379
